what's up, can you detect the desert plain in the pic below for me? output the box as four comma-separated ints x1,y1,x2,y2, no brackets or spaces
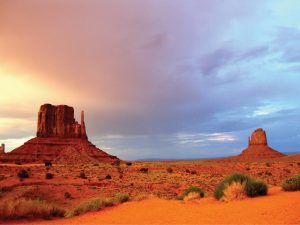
0,153,300,224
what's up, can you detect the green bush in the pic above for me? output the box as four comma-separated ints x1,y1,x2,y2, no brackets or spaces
183,186,204,198
282,174,300,191
115,193,129,203
245,180,268,197
214,173,250,200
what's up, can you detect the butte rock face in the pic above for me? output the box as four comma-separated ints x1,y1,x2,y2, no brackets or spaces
37,104,87,139
239,128,285,159
0,104,119,164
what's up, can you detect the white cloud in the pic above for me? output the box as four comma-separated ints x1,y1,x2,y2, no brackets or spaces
176,132,237,145
0,136,34,152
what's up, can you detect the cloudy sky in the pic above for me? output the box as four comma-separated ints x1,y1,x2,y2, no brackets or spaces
0,0,300,160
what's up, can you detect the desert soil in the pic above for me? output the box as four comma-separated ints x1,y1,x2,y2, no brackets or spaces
4,187,300,224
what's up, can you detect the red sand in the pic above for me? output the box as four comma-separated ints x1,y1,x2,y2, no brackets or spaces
6,187,300,224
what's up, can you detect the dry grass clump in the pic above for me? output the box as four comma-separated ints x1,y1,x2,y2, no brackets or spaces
0,198,65,220
115,193,129,203
66,197,114,217
177,186,205,201
221,181,246,202
183,192,201,201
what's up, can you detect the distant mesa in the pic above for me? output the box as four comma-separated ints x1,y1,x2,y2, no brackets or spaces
0,144,4,154
0,104,119,164
239,128,285,159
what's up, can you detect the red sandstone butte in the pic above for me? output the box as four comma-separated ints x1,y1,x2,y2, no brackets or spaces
239,128,285,159
0,104,119,164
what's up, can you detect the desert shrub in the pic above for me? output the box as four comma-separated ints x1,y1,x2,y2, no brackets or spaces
282,174,300,191
222,181,246,202
115,193,129,203
93,163,99,167
111,161,121,166
183,186,204,198
266,162,271,167
0,198,65,219
17,170,29,179
284,168,291,173
166,167,173,173
15,161,22,165
175,195,184,200
245,180,268,197
0,175,5,181
105,174,112,180
183,192,201,201
79,171,87,179
45,173,54,179
190,170,197,175
139,167,148,173
64,192,72,199
68,198,114,217
126,162,132,166
214,173,250,200
44,160,52,167
297,162,300,166
265,171,272,176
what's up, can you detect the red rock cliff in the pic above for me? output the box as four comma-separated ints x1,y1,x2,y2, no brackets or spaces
37,104,87,139
248,128,268,146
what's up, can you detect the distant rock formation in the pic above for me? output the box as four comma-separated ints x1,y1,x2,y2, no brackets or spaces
0,104,119,164
239,128,285,159
0,144,4,154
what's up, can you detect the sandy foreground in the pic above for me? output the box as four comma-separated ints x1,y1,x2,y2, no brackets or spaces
3,187,300,225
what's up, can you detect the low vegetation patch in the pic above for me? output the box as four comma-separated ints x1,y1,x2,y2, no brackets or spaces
45,173,54,179
64,192,72,199
67,197,114,217
282,174,300,191
0,198,65,220
17,170,29,179
115,193,129,203
214,173,267,200
139,167,148,173
222,181,245,202
245,180,268,197
166,167,173,173
44,160,52,167
177,186,204,201
79,171,87,179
